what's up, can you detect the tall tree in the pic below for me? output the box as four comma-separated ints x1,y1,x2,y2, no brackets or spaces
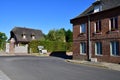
0,32,7,50
66,29,73,42
47,29,56,41
46,28,66,42
56,28,66,42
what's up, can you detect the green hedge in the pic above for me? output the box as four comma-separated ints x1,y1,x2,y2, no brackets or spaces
29,40,72,53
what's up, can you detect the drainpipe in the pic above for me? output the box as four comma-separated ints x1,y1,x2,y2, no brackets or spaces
88,15,91,61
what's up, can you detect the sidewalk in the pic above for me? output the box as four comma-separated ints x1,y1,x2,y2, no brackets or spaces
66,60,120,71
0,51,32,56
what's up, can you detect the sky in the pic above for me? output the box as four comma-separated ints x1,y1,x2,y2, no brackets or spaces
0,0,95,38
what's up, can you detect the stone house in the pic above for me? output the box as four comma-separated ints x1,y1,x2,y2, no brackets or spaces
70,0,120,63
8,27,43,53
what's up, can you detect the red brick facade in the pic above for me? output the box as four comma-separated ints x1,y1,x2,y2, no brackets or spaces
71,6,120,63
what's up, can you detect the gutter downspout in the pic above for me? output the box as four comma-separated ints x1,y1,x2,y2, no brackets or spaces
88,15,91,61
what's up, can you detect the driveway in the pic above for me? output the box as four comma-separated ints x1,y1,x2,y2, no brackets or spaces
0,56,120,80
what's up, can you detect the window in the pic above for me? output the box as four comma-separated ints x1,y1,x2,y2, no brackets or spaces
23,35,26,39
31,33,35,40
94,20,101,33
110,41,119,56
80,24,86,33
80,42,86,54
109,17,118,31
32,35,35,39
94,5,102,13
95,42,102,55
22,34,26,39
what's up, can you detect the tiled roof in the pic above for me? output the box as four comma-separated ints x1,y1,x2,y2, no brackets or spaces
10,27,43,42
72,0,120,19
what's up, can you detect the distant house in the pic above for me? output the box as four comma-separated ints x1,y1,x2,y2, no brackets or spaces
70,0,120,63
10,27,43,45
8,27,43,54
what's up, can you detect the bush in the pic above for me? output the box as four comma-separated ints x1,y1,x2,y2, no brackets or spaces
29,40,72,53
66,42,73,52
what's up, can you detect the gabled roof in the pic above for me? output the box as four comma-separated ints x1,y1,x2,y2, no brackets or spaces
10,27,43,43
72,0,120,20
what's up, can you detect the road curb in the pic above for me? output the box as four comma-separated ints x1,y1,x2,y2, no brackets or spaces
66,60,120,71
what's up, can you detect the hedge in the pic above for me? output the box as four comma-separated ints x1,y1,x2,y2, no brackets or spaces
29,40,72,53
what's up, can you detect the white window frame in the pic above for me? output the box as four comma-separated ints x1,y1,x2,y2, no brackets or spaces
94,23,96,32
94,5,102,13
94,20,101,33
80,42,86,55
23,34,26,39
109,17,118,31
95,42,102,56
80,23,86,33
110,41,119,56
32,35,35,40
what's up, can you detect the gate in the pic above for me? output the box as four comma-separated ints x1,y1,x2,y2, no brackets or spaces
14,45,28,53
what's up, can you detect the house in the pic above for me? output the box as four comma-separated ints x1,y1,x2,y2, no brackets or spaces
8,27,43,53
70,0,120,63
10,27,43,45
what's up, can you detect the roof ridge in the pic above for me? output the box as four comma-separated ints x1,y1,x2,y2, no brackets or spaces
71,0,120,20
13,26,41,31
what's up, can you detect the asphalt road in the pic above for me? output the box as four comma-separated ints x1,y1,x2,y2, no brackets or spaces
0,56,120,80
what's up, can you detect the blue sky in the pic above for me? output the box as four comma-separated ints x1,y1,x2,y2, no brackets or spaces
0,0,95,38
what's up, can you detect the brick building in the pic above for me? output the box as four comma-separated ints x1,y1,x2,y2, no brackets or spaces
70,0,120,63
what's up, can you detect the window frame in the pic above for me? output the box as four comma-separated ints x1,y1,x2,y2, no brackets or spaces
94,20,101,33
32,35,35,40
110,41,119,56
80,23,86,34
80,42,86,55
95,42,102,56
94,5,102,13
22,34,26,39
109,17,118,31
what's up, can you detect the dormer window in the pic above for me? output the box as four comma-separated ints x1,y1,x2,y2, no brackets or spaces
22,34,26,39
94,5,102,13
31,34,35,40
32,35,35,39
22,33,26,39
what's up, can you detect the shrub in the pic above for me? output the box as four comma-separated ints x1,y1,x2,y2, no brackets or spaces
29,40,72,53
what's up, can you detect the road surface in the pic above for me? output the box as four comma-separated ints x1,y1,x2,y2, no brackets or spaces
0,56,120,80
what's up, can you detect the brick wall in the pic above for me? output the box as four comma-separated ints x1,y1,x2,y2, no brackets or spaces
72,7,120,63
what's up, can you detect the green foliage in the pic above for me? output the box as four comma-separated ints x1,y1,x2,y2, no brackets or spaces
46,28,66,42
46,28,73,42
29,40,72,53
0,32,7,50
66,42,73,52
66,29,73,42
29,28,73,53
47,30,56,41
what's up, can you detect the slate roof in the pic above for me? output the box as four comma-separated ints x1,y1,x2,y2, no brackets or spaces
10,27,43,43
72,0,120,19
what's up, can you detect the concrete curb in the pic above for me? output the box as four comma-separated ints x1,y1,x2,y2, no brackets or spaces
66,60,120,71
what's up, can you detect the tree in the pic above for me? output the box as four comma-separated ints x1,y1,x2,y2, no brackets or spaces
39,34,46,41
47,29,56,41
0,32,7,50
46,28,66,42
66,29,73,42
56,28,66,42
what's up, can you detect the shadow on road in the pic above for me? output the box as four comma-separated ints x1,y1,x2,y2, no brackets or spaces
50,51,73,59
